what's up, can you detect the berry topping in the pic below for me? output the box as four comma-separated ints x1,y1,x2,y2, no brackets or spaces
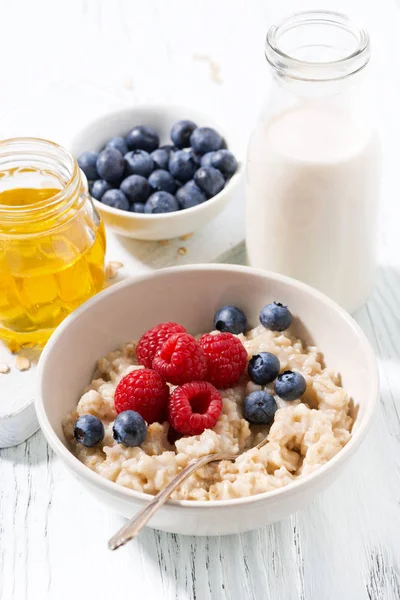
148,169,178,194
137,322,187,368
194,167,225,197
114,369,169,424
126,125,159,153
120,174,151,203
170,120,197,148
210,149,238,177
243,391,277,425
168,381,223,435
169,150,198,182
199,332,247,389
101,189,130,211
130,202,145,213
144,191,179,213
77,151,99,181
248,352,280,385
151,148,171,170
90,179,112,200
74,414,104,447
259,302,293,332
274,370,306,401
113,410,147,446
106,136,128,156
176,180,207,209
214,305,247,335
200,152,215,168
152,332,207,385
96,148,125,183
124,150,154,177
190,127,224,155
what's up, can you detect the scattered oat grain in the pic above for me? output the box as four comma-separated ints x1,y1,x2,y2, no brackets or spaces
178,247,187,256
193,54,223,84
159,240,169,246
179,233,193,241
106,261,123,280
15,356,30,371
123,77,134,90
0,363,10,374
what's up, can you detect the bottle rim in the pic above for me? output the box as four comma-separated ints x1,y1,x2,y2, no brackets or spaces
0,137,81,223
265,11,370,82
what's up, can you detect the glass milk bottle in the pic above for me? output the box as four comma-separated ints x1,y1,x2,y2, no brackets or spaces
246,11,381,313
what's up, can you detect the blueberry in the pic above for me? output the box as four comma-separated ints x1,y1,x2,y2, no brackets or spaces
124,150,154,177
210,149,238,177
74,414,104,447
248,352,280,385
194,167,225,198
160,144,178,152
101,189,130,211
190,127,224,155
185,148,201,165
130,202,145,213
148,169,178,194
90,179,112,200
243,391,278,425
259,302,293,332
77,151,99,181
120,175,151,203
113,410,147,447
170,119,197,148
274,371,306,401
168,150,197,183
214,305,247,334
200,152,215,168
126,125,159,152
144,191,179,214
151,148,171,170
106,136,128,156
176,180,207,209
96,148,125,183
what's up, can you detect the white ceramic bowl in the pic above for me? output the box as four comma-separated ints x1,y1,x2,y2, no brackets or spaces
69,106,243,240
35,265,378,536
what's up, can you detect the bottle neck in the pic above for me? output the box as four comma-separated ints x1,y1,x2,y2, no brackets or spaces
0,138,85,235
265,11,370,83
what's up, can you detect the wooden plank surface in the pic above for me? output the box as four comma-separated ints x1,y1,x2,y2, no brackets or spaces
1,0,400,598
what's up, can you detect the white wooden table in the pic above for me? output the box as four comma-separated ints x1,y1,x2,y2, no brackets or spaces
1,1,400,598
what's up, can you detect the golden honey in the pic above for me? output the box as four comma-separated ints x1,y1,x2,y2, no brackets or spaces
0,139,106,350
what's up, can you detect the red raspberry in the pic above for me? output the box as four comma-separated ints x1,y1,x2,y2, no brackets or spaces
168,381,223,435
199,332,247,389
136,322,186,368
152,333,207,385
114,368,169,424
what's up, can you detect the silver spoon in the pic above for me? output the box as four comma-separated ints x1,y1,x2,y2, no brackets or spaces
108,435,269,550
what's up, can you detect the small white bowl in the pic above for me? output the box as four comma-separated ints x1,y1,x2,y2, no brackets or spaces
35,265,378,536
69,106,243,240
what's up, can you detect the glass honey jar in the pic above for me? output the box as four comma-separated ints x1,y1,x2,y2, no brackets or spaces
0,138,106,351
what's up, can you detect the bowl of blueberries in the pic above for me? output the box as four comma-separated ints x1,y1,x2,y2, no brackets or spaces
70,105,241,240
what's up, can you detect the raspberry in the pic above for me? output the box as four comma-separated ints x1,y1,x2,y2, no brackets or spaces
114,369,169,424
152,332,207,385
136,322,186,368
168,381,223,435
199,332,247,389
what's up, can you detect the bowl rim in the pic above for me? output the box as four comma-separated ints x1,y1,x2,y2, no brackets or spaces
35,264,379,509
70,103,243,221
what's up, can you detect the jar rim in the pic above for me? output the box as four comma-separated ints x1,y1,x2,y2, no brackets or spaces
265,11,370,82
0,137,81,220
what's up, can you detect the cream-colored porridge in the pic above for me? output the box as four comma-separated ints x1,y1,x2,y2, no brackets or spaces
63,325,352,500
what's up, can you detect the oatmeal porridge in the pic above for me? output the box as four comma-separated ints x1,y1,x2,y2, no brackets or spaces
63,316,352,501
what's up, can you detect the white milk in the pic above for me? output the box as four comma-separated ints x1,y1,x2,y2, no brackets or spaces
246,103,381,313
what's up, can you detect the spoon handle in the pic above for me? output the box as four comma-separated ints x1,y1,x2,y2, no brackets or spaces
108,451,236,550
